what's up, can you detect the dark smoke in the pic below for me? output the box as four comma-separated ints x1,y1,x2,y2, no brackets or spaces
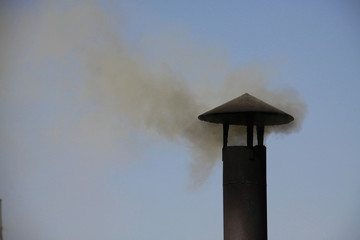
1,1,306,188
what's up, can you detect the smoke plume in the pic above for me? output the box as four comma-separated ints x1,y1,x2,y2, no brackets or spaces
1,1,306,187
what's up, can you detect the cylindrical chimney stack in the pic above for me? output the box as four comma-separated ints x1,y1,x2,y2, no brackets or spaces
198,93,294,240
0,199,3,240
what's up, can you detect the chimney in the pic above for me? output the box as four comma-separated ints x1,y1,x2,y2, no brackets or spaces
0,199,3,240
198,93,294,240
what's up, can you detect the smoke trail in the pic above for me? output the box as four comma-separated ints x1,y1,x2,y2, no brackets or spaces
2,1,306,187
81,34,224,186
80,37,306,187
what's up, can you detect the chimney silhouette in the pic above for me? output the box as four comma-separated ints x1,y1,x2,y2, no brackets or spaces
0,199,3,240
198,93,294,240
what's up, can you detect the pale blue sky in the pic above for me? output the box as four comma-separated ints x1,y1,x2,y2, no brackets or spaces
0,1,360,240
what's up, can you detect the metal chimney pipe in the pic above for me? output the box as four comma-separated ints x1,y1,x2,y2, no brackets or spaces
0,199,3,240
223,145,267,239
198,93,294,240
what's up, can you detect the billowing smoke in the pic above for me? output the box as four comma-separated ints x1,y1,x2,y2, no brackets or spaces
1,1,306,188
79,21,306,186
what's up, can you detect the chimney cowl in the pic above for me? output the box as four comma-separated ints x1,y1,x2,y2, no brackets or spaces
198,93,294,126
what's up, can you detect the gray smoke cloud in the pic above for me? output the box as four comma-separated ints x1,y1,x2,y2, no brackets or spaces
1,1,306,189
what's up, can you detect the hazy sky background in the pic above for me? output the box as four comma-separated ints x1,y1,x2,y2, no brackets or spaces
0,1,360,240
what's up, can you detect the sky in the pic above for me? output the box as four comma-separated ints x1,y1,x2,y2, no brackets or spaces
0,0,360,239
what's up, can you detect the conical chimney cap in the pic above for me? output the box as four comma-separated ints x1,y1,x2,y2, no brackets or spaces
198,93,294,125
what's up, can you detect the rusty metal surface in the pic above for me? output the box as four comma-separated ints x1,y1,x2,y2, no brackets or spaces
198,93,294,125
